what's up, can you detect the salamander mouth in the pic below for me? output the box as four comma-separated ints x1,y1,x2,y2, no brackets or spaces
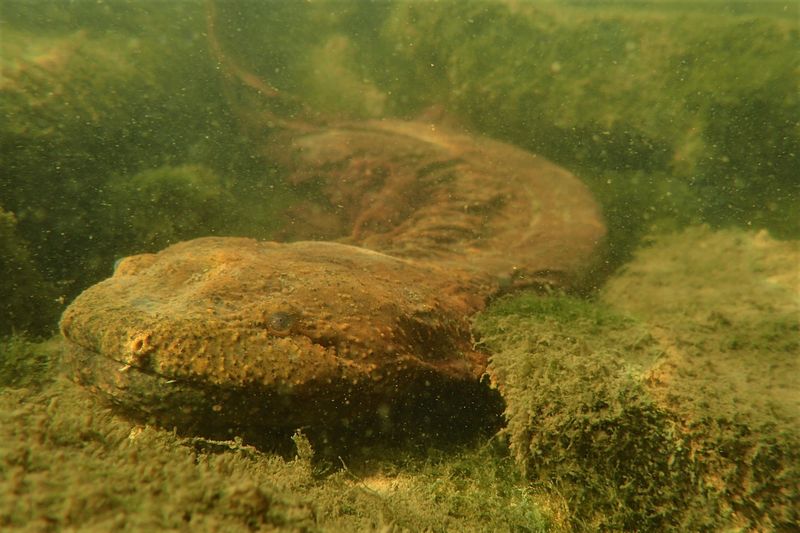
63,340,504,454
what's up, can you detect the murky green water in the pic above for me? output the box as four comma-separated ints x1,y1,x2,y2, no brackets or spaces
1,1,798,531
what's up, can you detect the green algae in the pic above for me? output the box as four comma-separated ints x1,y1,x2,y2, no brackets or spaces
0,336,56,389
0,338,562,532
476,227,799,530
476,295,683,530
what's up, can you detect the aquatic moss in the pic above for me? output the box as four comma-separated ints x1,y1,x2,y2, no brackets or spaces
603,227,800,528
0,336,57,389
102,165,239,254
0,337,563,532
476,227,800,530
475,295,692,530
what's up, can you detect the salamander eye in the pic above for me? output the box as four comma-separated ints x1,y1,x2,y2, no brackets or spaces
267,311,297,334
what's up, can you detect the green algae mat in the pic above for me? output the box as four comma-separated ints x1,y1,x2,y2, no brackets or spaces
478,227,799,530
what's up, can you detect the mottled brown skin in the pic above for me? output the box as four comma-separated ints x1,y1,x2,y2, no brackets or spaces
64,239,492,387
61,120,605,442
275,120,606,289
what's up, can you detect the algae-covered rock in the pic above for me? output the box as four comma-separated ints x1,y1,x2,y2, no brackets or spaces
378,2,799,238
478,296,687,530
477,227,799,530
104,165,239,253
602,227,799,528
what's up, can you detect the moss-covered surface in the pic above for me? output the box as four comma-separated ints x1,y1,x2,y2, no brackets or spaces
0,336,57,390
477,295,692,530
0,338,567,532
476,227,799,530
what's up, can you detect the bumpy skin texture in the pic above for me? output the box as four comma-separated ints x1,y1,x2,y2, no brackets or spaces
61,120,606,439
63,239,492,388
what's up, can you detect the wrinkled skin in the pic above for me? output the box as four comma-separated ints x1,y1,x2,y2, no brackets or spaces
274,120,606,290
61,120,605,443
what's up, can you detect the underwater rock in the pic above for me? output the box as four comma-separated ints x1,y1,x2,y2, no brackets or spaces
105,164,238,251
480,227,800,530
